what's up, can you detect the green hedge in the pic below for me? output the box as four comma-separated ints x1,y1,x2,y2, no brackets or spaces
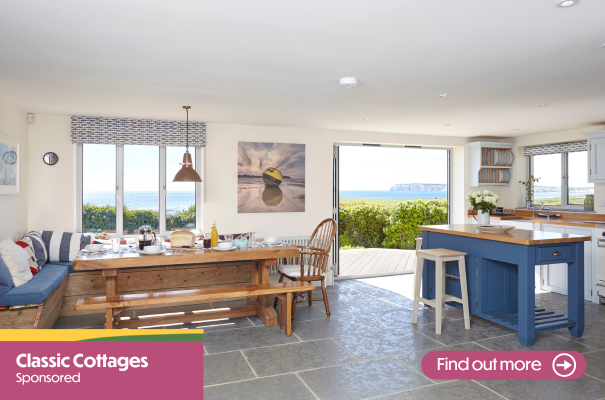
83,204,196,234
339,199,447,250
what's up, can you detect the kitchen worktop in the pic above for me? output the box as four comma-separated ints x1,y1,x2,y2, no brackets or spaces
420,224,592,245
467,210,605,227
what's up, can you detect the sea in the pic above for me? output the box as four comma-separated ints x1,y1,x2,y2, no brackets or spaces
84,191,195,214
339,190,591,200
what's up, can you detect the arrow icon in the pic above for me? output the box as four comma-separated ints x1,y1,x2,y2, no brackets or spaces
556,360,572,370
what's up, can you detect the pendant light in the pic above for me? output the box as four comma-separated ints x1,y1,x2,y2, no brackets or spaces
173,106,202,182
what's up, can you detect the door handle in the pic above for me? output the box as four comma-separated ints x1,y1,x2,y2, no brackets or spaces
553,251,561,256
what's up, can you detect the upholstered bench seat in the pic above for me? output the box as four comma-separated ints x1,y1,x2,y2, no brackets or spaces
0,264,69,307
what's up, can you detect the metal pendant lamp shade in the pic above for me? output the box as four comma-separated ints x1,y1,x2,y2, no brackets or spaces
173,106,202,182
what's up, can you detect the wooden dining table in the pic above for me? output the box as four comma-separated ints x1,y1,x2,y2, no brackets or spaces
72,245,301,327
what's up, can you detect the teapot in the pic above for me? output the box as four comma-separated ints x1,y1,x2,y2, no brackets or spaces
138,221,157,250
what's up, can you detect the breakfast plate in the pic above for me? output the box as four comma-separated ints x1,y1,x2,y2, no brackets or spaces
140,249,166,255
475,225,515,233
211,247,236,251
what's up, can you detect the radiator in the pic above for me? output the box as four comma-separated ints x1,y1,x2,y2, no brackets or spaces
272,235,311,274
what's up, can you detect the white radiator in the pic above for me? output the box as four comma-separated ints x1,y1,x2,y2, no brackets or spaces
272,235,311,274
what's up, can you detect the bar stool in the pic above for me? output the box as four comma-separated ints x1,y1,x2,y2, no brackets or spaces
412,248,470,334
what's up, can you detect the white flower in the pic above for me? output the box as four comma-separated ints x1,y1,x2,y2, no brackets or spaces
475,196,483,203
470,192,477,198
483,190,490,195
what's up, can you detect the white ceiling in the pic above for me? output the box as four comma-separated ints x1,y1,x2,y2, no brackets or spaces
0,0,604,137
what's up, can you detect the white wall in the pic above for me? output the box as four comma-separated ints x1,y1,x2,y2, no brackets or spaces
26,115,469,236
28,115,76,232
205,123,467,237
0,96,29,241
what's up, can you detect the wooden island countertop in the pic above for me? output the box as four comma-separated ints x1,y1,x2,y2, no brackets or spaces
419,224,592,246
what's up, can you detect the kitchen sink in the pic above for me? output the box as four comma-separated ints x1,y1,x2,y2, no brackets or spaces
579,221,603,224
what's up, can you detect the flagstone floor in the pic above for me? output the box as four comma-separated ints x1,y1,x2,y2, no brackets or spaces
55,275,605,400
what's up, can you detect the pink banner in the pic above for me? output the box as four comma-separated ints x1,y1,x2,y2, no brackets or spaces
0,341,204,399
422,351,586,380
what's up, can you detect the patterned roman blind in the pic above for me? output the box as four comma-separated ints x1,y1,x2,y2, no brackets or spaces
522,141,586,156
71,116,206,147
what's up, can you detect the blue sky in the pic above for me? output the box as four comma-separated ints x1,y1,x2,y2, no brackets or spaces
83,144,195,192
339,146,448,191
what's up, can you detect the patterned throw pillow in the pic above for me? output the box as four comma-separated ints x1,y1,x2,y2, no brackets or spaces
41,231,92,262
15,238,43,275
24,231,48,266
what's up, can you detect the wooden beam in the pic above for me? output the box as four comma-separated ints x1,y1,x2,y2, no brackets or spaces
75,282,314,310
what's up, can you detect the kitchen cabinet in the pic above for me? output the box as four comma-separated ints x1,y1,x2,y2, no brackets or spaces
583,130,605,183
540,224,593,302
467,141,515,187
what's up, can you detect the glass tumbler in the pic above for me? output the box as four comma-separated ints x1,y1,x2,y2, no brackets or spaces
111,238,120,253
249,232,257,246
203,233,212,249
224,234,233,243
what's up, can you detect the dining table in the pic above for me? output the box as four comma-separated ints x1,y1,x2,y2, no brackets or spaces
72,245,301,328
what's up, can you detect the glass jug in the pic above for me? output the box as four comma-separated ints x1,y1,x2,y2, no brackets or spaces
138,221,156,250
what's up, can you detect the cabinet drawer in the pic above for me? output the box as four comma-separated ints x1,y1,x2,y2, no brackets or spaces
537,245,572,263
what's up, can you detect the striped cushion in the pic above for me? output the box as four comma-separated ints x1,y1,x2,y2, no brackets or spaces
41,232,92,262
15,238,43,275
24,231,48,266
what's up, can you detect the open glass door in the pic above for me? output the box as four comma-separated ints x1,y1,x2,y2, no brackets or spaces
334,144,450,279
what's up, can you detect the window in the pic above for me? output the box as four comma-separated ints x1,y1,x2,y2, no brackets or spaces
166,147,196,231
531,151,593,208
124,145,160,234
78,144,201,236
82,144,116,233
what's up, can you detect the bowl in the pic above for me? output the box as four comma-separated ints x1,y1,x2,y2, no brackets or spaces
217,241,234,249
143,245,162,253
264,237,279,244
86,244,104,251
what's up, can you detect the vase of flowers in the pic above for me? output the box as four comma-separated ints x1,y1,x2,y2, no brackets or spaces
467,190,499,225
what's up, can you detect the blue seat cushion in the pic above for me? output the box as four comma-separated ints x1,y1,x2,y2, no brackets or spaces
0,264,68,307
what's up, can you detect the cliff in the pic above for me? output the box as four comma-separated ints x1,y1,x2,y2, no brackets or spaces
390,183,447,192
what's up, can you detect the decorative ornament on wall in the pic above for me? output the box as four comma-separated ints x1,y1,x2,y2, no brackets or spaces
43,152,59,166
0,133,19,194
238,142,305,213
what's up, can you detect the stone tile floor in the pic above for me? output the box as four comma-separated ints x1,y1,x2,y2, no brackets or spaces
55,275,605,400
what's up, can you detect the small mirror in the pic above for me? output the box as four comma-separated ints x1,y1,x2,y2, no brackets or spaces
43,152,59,166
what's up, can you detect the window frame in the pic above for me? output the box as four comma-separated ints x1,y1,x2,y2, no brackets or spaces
76,144,203,235
529,151,591,210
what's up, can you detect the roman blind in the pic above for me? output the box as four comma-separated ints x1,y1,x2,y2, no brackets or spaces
522,141,586,156
70,116,206,147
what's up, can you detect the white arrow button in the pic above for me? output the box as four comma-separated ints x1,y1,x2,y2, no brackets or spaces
556,360,572,370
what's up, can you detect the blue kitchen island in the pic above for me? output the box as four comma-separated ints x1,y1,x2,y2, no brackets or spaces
419,224,591,346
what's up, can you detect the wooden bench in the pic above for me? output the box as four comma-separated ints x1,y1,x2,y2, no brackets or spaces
75,281,314,336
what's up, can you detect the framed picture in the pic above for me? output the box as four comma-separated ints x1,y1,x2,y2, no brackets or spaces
0,133,19,195
238,142,305,213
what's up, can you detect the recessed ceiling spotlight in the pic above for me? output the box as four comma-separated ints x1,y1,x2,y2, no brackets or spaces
363,118,371,121
556,0,579,7
538,104,549,107
439,94,449,97
513,129,520,131
444,124,451,126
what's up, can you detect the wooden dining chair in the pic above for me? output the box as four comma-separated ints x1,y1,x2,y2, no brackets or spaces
273,218,337,319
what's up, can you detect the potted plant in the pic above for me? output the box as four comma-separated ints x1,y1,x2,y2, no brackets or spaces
519,175,540,209
467,190,499,225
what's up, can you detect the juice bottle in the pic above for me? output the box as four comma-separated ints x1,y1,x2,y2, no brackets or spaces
211,220,218,247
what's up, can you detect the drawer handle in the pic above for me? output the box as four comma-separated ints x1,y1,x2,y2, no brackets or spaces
553,251,561,256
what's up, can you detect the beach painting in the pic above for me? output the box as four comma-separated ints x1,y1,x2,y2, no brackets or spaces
0,134,18,194
238,142,305,213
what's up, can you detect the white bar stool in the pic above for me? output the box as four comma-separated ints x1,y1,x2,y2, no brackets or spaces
412,248,470,334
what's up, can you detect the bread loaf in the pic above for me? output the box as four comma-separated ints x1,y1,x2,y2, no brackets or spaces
170,231,196,248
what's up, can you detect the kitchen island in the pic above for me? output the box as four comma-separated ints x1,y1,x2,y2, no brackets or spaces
419,224,591,346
